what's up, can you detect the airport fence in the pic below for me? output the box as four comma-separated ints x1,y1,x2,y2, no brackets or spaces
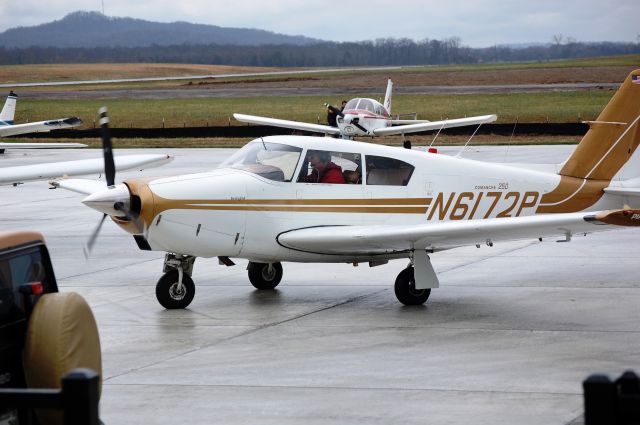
19,123,590,139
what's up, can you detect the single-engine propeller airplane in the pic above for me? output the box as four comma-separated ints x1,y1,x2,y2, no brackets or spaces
234,79,497,140
0,91,86,150
52,70,640,309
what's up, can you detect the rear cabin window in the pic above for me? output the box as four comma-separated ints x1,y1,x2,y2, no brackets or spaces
365,155,414,186
297,150,362,184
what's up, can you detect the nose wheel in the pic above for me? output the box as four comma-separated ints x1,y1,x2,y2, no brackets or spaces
156,269,195,309
394,266,431,305
248,262,283,290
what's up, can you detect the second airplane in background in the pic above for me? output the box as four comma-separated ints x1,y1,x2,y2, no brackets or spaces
234,79,496,140
0,91,86,151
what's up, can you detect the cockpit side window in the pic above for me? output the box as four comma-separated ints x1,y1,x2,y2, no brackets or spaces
297,150,362,184
365,155,414,186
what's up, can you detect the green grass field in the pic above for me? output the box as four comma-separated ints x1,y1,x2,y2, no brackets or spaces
13,90,614,129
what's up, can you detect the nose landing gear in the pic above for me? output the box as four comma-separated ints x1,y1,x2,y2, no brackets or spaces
156,253,196,309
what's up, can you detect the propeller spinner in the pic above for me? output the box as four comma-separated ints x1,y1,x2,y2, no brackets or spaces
82,107,136,257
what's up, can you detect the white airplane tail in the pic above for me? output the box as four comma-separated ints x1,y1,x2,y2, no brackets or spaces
383,79,393,113
0,91,17,125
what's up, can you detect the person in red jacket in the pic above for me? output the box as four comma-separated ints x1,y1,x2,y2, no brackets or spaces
301,151,345,184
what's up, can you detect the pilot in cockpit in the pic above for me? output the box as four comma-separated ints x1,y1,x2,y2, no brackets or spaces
299,151,345,184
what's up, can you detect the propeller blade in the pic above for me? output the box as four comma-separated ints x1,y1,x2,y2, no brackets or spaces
99,107,116,187
350,117,368,133
84,213,108,258
325,103,344,118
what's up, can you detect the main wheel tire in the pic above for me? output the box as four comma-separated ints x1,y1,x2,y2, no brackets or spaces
248,262,283,290
394,266,431,305
156,270,195,309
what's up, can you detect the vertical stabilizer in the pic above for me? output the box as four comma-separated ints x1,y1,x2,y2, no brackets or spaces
383,79,393,114
560,71,640,181
0,91,17,125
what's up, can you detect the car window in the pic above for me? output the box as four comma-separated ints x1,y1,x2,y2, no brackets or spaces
297,150,362,184
0,245,56,327
365,155,415,186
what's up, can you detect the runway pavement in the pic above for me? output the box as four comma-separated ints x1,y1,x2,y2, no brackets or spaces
1,145,638,424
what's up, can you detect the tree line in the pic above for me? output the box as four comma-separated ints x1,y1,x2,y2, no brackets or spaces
1,38,638,66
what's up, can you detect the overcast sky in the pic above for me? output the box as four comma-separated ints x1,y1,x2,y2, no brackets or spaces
0,0,637,47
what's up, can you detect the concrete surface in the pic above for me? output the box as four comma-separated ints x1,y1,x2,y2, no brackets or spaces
1,145,638,425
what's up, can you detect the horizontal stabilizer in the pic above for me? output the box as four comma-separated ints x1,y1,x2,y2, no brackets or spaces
603,186,640,197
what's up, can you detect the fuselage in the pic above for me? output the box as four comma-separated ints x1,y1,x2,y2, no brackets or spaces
337,98,391,137
119,136,618,263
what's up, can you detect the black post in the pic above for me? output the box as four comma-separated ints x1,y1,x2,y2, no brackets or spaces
62,369,100,425
616,370,640,423
583,374,616,425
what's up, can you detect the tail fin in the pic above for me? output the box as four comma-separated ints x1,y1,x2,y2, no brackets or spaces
560,70,640,181
0,91,17,125
383,79,393,113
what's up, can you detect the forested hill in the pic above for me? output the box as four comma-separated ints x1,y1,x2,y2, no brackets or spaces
1,12,639,66
0,11,319,48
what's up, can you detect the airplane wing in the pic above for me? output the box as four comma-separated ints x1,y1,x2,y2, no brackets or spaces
234,113,342,136
389,119,432,125
0,142,87,149
0,153,172,185
277,209,639,256
373,114,497,136
0,117,82,138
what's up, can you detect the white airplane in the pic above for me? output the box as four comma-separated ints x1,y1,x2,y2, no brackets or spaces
52,70,640,309
234,79,497,140
0,91,86,151
0,93,173,185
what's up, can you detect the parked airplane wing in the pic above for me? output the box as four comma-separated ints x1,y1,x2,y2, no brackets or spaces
0,153,172,185
48,178,110,195
233,113,342,136
0,142,87,149
277,209,640,256
373,114,497,136
0,117,82,138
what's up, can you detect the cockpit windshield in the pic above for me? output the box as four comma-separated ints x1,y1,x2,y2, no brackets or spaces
344,98,377,113
357,99,375,113
344,99,360,110
219,140,303,182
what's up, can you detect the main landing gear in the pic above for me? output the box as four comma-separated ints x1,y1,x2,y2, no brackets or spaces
156,253,196,309
247,261,283,290
394,266,431,305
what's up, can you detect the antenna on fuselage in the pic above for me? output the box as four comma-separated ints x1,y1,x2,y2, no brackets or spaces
260,137,267,150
